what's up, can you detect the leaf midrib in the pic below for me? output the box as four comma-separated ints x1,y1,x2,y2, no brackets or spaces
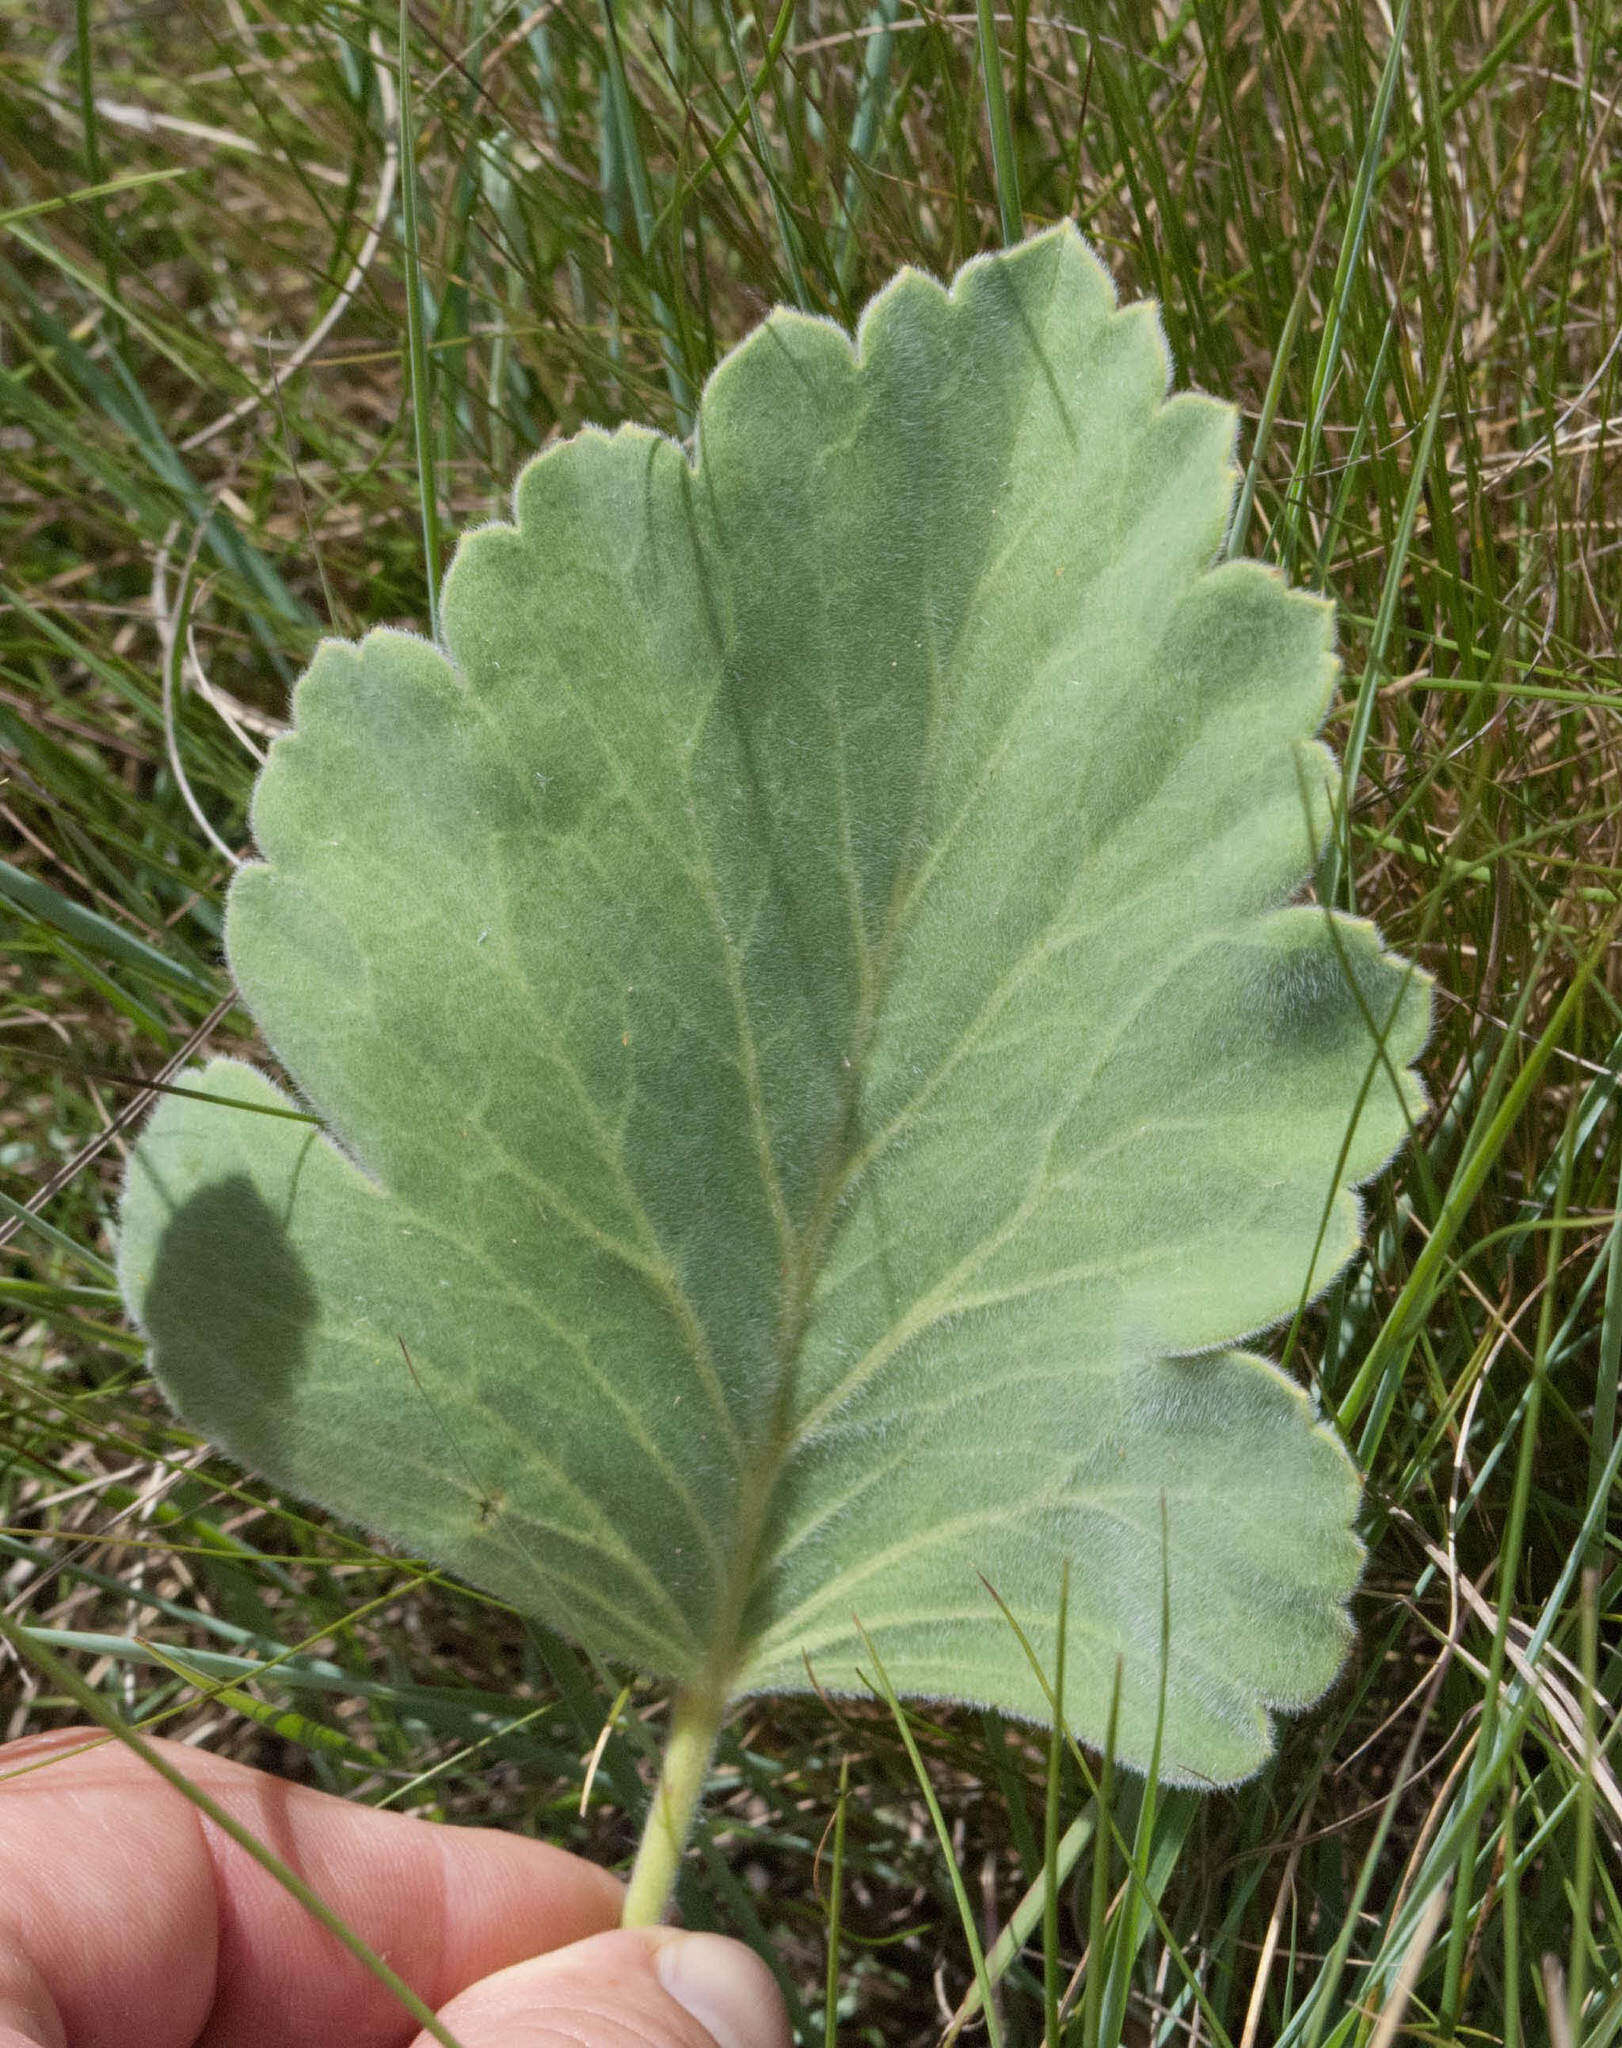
690,280,1102,1690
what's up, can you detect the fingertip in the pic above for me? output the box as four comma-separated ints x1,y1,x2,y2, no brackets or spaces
417,1926,792,2048
654,1932,791,2048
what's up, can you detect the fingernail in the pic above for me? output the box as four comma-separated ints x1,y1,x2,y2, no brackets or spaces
656,1931,781,2048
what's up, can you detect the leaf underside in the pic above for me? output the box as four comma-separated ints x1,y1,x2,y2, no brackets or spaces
120,226,1428,1785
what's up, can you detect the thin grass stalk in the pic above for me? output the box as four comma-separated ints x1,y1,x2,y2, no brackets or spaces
1439,1081,1579,2036
643,0,799,242
835,0,903,295
823,1753,848,2048
0,1614,470,2048
1588,1150,1622,1574
1569,1567,1599,2038
1097,1506,1174,2044
856,1623,1005,2048
1080,1661,1120,2048
717,0,809,308
1044,1562,1069,2043
1227,189,1333,564
1287,1683,1454,2048
70,0,116,305
1319,281,1465,913
597,0,694,431
1337,931,1611,1436
0,1185,117,1279
1502,1778,1522,2048
397,0,443,642
1312,304,1400,579
967,1580,1227,2045
974,0,1021,244
945,1814,1097,2041
1279,0,1413,565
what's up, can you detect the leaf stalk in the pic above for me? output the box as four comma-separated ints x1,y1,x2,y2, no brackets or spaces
621,1684,726,1926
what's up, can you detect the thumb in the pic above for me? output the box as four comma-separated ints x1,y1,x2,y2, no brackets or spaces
414,1926,793,2048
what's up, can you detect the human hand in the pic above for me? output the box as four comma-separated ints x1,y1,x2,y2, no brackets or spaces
0,1728,790,2048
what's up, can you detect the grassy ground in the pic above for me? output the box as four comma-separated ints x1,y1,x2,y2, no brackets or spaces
2,0,1619,2041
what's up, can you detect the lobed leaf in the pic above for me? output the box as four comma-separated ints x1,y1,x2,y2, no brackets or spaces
119,226,1429,1783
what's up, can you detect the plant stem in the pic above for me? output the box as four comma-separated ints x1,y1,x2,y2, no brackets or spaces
621,1685,726,1926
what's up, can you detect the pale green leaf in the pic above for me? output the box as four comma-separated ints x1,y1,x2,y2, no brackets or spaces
118,226,1428,1784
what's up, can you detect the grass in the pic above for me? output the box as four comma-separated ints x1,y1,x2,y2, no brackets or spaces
1,0,1619,2040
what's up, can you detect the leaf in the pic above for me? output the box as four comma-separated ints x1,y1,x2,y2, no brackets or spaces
118,226,1429,1785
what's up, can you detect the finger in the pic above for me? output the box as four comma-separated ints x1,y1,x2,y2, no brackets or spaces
0,1727,623,2048
414,1929,792,2048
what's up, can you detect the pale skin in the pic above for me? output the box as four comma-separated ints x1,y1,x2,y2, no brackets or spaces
0,1729,789,2048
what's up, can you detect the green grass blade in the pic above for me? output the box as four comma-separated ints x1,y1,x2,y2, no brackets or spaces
974,0,1021,244
0,859,218,997
597,0,694,431
857,1622,1004,2048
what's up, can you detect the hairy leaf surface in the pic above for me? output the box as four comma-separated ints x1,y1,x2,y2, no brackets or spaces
120,227,1428,1782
